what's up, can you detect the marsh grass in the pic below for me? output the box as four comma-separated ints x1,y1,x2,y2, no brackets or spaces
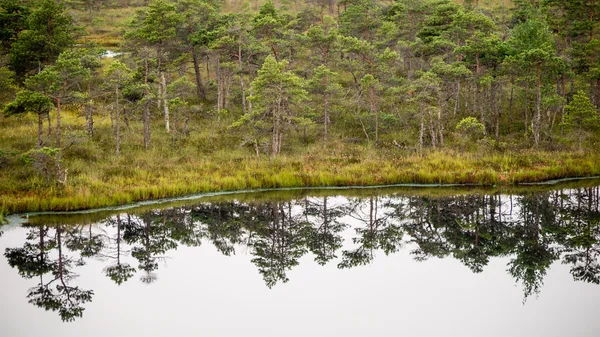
2,103,600,214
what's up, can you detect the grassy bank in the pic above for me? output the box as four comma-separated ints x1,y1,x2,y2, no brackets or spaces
2,107,600,215
1,146,599,214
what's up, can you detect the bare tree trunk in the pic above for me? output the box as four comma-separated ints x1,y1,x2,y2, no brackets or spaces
191,47,206,100
248,86,253,115
143,103,150,150
477,84,486,135
454,80,460,115
109,104,114,131
508,79,514,133
491,81,498,139
143,60,150,150
184,113,190,137
475,52,480,125
38,113,43,149
157,76,162,111
56,93,63,148
437,98,444,147
524,91,528,134
86,81,94,136
419,101,424,154
47,112,52,143
116,84,121,155
162,72,170,133
560,74,566,135
465,80,470,113
429,109,437,149
216,55,222,122
369,86,378,146
273,100,281,156
238,43,247,114
323,92,329,149
534,63,542,146
473,81,478,119
224,68,232,109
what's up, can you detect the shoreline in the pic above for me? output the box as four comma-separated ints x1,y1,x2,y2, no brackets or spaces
2,151,600,215
7,175,600,219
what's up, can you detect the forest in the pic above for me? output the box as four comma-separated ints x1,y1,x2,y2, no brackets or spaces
1,0,600,214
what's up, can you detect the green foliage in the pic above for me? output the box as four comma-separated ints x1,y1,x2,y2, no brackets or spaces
105,60,132,86
239,55,308,155
2,90,53,117
0,67,18,106
25,50,91,99
456,117,485,139
564,91,599,128
563,91,600,149
0,0,31,52
7,0,79,80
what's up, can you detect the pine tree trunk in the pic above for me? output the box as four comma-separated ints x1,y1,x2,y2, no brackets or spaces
508,80,514,133
534,63,542,146
429,110,437,149
47,112,52,143
238,43,247,114
524,91,528,134
560,74,566,135
418,102,424,154
56,94,62,148
437,98,444,147
191,47,206,100
157,77,162,111
143,60,150,150
86,81,94,136
369,86,378,146
491,81,498,139
38,112,43,149
216,56,222,122
116,84,121,155
454,80,460,115
248,87,253,115
273,99,281,156
162,72,170,133
323,92,329,149
225,69,232,109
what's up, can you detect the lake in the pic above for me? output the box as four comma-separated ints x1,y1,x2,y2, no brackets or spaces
1,182,600,337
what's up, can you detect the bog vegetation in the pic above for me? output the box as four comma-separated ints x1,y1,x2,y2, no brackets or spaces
1,0,600,213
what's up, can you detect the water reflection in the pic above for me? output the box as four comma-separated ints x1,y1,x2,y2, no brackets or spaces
4,186,600,321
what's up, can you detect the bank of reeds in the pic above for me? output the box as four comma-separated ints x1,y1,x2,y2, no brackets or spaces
1,110,599,214
2,149,599,214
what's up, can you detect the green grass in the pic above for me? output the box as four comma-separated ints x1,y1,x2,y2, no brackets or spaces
1,106,600,215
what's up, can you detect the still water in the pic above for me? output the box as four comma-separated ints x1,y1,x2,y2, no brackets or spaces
1,183,600,337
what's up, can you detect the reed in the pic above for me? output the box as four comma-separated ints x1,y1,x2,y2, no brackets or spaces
2,108,600,214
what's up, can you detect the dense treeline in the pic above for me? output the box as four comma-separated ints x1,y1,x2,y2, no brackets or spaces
1,0,600,212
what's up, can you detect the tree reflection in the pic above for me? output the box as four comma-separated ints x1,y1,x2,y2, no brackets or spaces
3,186,600,321
338,196,404,269
103,215,136,285
507,193,560,301
5,224,94,322
302,196,347,265
556,187,600,284
249,201,308,288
